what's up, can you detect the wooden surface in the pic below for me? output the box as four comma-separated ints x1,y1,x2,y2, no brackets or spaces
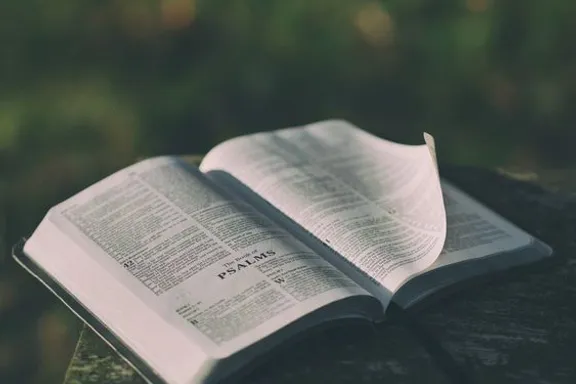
63,165,576,384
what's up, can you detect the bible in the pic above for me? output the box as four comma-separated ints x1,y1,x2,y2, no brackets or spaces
13,120,552,384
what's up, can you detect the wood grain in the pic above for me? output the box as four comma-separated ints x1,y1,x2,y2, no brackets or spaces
418,166,576,384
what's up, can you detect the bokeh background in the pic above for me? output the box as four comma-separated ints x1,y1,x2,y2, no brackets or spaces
1,0,575,382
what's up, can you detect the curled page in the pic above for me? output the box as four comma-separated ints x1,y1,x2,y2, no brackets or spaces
201,120,447,299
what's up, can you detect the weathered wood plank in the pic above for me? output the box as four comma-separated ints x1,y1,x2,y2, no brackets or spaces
417,166,576,384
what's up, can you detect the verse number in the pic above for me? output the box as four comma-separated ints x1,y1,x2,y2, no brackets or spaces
123,259,136,269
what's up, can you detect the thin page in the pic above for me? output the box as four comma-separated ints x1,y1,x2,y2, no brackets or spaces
200,120,447,301
434,180,533,267
44,156,372,357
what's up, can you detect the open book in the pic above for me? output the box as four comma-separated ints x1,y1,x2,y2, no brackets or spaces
14,120,552,384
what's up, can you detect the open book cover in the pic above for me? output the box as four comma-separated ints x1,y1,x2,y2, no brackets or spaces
13,120,552,384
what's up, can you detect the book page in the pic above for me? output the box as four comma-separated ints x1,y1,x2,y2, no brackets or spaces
45,156,374,357
392,180,548,308
200,120,447,299
434,180,533,267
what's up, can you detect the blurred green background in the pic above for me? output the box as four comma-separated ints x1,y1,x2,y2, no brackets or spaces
1,0,575,382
